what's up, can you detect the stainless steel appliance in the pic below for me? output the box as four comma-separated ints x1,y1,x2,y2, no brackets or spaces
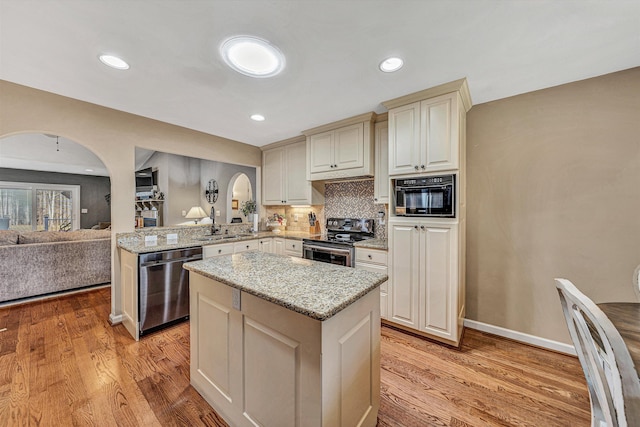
394,174,455,217
303,218,375,267
138,247,202,335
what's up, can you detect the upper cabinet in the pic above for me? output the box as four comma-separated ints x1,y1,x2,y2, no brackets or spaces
383,79,472,176
262,137,324,206
303,112,376,181
373,119,389,204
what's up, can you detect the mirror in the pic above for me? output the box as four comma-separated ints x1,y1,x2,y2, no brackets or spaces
135,148,257,227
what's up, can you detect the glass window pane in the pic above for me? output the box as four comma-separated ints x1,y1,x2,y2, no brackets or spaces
0,188,32,231
36,189,73,231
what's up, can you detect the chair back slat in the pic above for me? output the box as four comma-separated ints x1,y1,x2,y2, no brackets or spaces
555,278,640,427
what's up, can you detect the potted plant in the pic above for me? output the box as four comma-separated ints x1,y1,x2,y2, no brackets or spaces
241,200,257,220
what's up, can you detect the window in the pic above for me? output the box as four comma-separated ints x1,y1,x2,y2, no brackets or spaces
0,182,80,231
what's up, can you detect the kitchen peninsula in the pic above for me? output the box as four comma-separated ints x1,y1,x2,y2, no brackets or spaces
184,251,387,427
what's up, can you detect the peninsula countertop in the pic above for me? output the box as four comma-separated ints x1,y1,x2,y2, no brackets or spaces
184,251,387,321
117,229,320,254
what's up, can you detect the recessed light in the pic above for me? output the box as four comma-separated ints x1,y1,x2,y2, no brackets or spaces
379,57,404,73
99,54,130,70
221,36,285,78
85,168,94,172
251,114,265,121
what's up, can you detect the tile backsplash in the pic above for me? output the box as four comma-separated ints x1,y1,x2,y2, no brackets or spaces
324,180,387,240
263,179,387,239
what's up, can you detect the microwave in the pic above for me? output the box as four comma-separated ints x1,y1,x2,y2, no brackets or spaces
394,174,455,217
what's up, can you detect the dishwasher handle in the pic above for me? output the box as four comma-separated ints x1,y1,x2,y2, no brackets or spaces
140,254,202,268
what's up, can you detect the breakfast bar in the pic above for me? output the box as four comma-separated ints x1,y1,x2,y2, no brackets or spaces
184,251,387,427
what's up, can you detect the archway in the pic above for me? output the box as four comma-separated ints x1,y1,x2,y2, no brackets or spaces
226,172,253,223
0,132,112,303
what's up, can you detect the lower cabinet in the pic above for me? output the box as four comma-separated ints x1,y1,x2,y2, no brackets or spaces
273,237,285,255
284,239,303,257
189,273,380,427
258,238,273,253
234,240,259,254
388,219,463,346
355,247,389,319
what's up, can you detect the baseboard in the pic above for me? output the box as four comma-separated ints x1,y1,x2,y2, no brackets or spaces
109,313,123,325
464,319,576,356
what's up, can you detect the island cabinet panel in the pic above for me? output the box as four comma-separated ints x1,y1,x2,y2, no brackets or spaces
120,249,139,340
188,273,380,427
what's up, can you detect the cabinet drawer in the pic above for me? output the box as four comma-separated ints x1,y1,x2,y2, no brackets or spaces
355,248,387,265
284,239,302,257
203,243,234,258
234,239,259,253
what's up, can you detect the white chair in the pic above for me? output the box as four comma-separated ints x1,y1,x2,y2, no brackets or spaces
555,278,640,426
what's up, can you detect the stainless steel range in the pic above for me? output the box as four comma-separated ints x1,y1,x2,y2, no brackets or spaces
302,218,375,267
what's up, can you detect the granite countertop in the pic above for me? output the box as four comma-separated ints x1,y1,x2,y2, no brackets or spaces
353,238,388,250
117,230,322,254
184,251,387,321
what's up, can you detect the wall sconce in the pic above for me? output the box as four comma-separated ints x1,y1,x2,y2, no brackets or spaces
185,206,207,224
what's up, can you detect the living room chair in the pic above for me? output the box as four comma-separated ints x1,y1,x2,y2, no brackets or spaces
555,278,640,427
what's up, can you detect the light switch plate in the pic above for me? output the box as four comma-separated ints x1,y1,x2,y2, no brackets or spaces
81,208,88,214
232,288,241,310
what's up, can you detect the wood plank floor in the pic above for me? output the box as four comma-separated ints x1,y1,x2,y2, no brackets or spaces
0,287,590,426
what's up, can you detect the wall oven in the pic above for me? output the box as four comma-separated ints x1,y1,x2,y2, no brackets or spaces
394,174,455,217
303,242,353,267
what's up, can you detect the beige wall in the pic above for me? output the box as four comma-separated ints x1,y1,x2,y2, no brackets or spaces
0,80,262,320
466,67,640,344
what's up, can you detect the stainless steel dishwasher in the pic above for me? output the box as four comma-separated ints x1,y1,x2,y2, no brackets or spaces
138,247,202,336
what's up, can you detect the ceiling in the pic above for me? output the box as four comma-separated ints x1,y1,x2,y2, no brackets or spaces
1,0,639,148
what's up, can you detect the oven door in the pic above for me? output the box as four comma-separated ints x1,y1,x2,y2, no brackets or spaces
395,184,454,217
303,243,353,267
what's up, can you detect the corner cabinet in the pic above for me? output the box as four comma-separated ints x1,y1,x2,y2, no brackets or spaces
303,112,376,181
262,137,324,206
384,79,472,176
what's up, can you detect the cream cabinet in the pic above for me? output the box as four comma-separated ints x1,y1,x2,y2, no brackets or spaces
284,239,303,257
355,247,389,319
258,238,273,253
262,138,324,206
384,79,471,176
373,120,389,204
234,239,259,254
203,243,234,258
388,219,463,346
303,112,375,181
273,237,285,255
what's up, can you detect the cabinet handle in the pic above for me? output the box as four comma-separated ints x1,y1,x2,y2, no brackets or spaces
368,254,372,259
292,244,296,248
374,198,378,202
246,245,249,249
414,165,419,170
218,249,222,254
420,225,425,230
333,164,338,168
421,165,425,169
414,225,419,230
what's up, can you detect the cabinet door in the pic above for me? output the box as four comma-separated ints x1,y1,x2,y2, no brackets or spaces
421,93,458,172
334,122,364,171
263,148,285,205
388,102,421,175
258,238,273,253
373,121,389,204
388,222,420,329
234,239,260,254
284,239,302,257
203,243,234,258
419,224,458,341
284,142,310,204
273,238,285,255
308,131,334,173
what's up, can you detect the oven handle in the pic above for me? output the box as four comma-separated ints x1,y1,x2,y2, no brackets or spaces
303,244,352,255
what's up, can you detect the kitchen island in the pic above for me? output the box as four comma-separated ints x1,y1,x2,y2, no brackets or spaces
184,252,387,427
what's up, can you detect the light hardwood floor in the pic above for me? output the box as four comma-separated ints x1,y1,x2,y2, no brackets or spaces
0,287,590,426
